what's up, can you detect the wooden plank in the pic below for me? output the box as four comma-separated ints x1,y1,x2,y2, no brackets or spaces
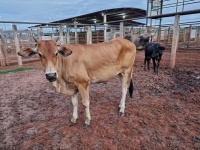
12,24,22,66
170,15,180,69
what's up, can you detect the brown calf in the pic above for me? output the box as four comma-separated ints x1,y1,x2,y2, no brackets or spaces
18,38,136,128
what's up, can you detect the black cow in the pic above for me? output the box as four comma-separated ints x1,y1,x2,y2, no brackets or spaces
144,42,165,75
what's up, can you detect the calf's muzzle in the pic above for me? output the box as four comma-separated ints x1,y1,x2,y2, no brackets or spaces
45,72,57,82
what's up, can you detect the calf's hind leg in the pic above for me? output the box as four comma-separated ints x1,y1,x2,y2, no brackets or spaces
118,69,132,117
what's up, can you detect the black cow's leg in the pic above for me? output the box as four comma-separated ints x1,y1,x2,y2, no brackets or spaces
147,57,151,70
152,59,156,74
144,56,147,71
156,60,160,75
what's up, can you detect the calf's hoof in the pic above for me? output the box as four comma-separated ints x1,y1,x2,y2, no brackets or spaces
82,123,90,128
119,112,124,117
118,107,120,111
68,121,76,126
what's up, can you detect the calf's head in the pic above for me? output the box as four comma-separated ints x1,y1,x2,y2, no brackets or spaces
152,44,165,60
157,46,165,59
18,40,72,82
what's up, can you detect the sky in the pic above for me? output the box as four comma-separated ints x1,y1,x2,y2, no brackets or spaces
0,0,199,30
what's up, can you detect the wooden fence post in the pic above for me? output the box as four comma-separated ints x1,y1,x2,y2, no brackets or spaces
66,28,70,44
170,15,180,69
111,27,116,39
198,27,200,47
74,21,78,44
187,25,192,48
86,26,92,44
167,27,171,45
103,14,107,42
0,29,9,65
120,22,124,38
0,38,6,66
12,24,22,66
59,25,63,43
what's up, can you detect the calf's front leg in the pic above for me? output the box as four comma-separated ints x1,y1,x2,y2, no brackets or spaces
78,83,91,128
69,92,79,126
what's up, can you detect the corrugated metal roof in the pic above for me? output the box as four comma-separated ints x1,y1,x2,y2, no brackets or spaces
32,7,146,28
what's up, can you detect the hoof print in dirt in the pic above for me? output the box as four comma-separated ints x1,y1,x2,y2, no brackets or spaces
82,123,90,128
68,121,76,126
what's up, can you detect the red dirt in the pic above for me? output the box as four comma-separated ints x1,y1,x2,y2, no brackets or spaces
0,49,200,149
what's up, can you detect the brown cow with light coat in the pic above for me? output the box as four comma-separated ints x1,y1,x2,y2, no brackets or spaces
18,38,136,128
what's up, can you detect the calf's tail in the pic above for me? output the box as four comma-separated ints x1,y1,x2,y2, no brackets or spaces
129,79,134,98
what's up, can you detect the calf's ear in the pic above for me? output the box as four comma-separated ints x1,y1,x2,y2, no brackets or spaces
18,48,38,58
57,47,72,57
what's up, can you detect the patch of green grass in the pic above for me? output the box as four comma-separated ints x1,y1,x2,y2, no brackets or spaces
0,67,33,74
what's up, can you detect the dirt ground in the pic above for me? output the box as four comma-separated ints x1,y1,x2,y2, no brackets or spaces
0,49,200,150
